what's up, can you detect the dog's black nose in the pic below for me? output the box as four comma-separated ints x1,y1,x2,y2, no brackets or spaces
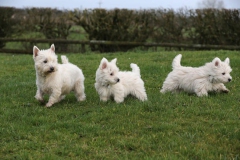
117,78,120,82
228,78,231,82
50,67,54,71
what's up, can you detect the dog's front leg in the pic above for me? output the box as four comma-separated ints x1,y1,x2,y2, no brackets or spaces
213,83,229,93
35,89,44,103
46,90,61,107
100,96,109,102
100,92,110,102
113,89,124,103
99,88,110,102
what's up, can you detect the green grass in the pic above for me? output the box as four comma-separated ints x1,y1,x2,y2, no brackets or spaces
0,50,239,159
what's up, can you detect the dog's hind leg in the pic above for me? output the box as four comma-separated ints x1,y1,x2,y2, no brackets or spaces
160,82,179,93
132,88,147,101
74,80,86,101
160,88,167,93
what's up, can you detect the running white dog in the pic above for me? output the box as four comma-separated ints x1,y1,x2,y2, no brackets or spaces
160,54,232,96
95,58,147,103
33,44,86,107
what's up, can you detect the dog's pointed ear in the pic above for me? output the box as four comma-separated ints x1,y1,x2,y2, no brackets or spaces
111,58,117,64
213,57,221,67
224,57,230,65
33,46,40,58
100,58,108,70
50,44,55,52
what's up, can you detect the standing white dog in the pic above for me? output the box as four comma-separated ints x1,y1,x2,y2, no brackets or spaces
95,58,147,103
33,44,86,107
160,54,232,96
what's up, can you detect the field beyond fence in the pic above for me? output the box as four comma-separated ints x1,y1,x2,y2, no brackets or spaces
1,7,240,53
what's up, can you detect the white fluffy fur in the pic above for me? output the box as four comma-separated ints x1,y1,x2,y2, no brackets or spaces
95,58,147,103
160,54,232,96
33,44,86,107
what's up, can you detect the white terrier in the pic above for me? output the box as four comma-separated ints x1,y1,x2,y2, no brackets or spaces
95,58,147,103
160,54,232,96
33,44,86,107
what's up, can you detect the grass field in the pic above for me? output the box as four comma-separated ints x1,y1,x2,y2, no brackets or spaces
0,50,239,159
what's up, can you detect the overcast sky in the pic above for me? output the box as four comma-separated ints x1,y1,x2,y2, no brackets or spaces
1,0,240,10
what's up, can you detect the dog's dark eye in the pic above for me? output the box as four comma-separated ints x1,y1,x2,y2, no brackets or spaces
222,73,225,75
43,60,47,63
110,73,113,76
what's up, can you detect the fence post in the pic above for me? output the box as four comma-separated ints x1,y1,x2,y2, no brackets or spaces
81,44,86,53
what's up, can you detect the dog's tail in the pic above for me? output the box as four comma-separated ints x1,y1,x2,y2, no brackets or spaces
61,55,69,64
172,54,182,69
130,63,141,77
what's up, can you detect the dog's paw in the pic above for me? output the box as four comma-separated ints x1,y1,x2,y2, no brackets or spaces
45,102,53,108
196,92,208,97
35,96,44,103
160,89,164,93
114,97,124,103
100,96,109,102
78,95,86,101
222,89,229,93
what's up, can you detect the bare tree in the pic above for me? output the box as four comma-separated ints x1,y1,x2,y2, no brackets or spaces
198,0,225,9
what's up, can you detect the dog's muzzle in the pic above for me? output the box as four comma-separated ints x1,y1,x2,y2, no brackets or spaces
48,67,54,72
